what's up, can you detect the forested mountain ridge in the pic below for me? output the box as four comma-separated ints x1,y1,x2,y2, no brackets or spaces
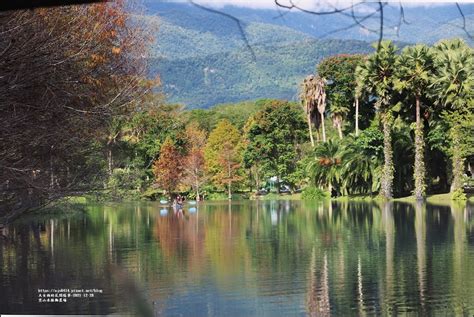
150,38,373,108
142,1,474,108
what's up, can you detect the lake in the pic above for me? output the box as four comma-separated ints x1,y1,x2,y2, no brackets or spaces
0,200,473,316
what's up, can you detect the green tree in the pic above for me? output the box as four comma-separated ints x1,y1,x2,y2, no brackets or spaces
205,119,242,199
394,44,434,200
430,39,474,194
328,94,350,139
243,100,307,192
307,140,341,195
125,104,184,170
339,128,384,195
356,41,399,199
317,54,365,136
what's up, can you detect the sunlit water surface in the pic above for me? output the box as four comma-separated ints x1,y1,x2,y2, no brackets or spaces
1,200,473,316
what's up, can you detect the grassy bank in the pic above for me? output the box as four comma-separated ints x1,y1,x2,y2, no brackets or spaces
251,193,302,200
60,191,474,205
393,192,474,206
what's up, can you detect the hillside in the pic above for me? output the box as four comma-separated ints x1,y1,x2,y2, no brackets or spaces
150,38,372,108
143,1,474,108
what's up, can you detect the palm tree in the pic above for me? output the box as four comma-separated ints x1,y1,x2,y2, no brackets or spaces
394,45,434,200
301,75,327,143
354,68,364,137
307,140,340,195
315,76,328,142
329,93,350,140
339,135,382,195
301,75,318,147
430,39,474,194
356,41,398,199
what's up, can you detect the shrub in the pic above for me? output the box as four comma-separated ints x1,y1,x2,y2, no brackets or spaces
105,168,145,200
451,188,467,201
301,186,328,200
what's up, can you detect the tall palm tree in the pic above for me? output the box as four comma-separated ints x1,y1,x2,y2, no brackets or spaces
394,45,434,200
430,39,474,194
354,67,364,137
301,75,327,143
301,75,317,147
356,41,399,199
315,76,328,142
329,93,350,140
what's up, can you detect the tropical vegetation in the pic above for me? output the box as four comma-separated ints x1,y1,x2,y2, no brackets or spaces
1,0,473,224
89,36,473,204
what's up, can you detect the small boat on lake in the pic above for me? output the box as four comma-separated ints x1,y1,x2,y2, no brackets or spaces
160,199,169,205
172,202,183,210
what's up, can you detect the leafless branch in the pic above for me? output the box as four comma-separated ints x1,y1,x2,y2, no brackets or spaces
189,0,256,60
455,2,473,40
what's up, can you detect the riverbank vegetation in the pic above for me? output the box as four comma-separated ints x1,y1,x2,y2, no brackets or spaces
103,39,472,204
0,2,156,223
1,1,472,224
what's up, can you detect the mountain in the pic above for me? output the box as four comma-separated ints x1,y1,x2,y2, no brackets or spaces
141,1,474,108
150,39,372,108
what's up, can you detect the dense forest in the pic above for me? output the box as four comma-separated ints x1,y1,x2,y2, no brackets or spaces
151,39,373,108
103,40,474,204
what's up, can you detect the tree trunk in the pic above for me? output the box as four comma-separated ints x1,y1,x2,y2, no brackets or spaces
196,181,200,201
337,121,343,140
355,98,359,136
450,125,464,193
315,129,320,143
307,113,315,147
256,168,260,191
107,147,113,175
50,148,54,189
320,112,326,142
414,97,426,200
228,159,232,200
380,113,394,199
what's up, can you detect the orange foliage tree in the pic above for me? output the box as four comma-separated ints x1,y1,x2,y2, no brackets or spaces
153,137,183,196
0,1,154,223
181,123,208,200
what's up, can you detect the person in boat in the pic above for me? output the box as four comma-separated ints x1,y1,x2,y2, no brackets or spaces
173,195,183,209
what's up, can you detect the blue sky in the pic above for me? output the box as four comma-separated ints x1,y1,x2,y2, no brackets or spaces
168,0,474,10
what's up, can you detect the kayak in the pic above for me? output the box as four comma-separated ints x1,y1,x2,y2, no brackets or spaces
173,203,183,209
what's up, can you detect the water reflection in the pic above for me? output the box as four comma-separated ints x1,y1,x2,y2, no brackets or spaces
0,201,473,316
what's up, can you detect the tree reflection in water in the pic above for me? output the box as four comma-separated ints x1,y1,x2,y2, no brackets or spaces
0,200,473,316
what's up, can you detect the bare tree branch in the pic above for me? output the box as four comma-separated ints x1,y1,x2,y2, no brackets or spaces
455,2,473,40
188,0,256,60
377,1,384,51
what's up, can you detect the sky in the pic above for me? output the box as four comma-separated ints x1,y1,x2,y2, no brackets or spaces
182,0,474,10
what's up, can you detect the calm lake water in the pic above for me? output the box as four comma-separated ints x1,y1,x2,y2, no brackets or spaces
1,200,473,316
